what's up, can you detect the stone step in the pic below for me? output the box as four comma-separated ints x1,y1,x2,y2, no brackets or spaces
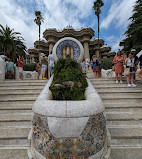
0,90,41,95
0,103,33,110
0,113,32,121
93,84,142,88
0,127,31,139
100,94,142,99
110,146,142,159
108,126,142,138
91,80,142,84
105,103,142,108
97,89,142,93
4,79,47,83
0,121,32,127
0,94,38,99
107,120,142,126
106,112,142,121
0,86,44,90
95,87,142,91
110,138,142,146
0,110,32,114
0,147,29,159
0,138,30,147
0,97,37,102
105,107,142,112
0,83,46,87
89,78,122,81
103,99,142,104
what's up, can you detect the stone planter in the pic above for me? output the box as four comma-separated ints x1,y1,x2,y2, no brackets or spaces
31,77,108,159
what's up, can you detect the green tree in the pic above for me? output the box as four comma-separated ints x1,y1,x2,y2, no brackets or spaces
34,11,44,41
0,24,26,62
93,0,104,48
121,0,142,53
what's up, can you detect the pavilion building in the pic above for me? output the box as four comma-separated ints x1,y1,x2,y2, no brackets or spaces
27,27,115,63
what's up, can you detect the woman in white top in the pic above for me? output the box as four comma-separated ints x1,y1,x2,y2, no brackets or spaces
125,53,136,87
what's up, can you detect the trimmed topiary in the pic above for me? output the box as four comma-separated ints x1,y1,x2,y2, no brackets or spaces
101,57,113,70
23,63,37,71
49,58,88,100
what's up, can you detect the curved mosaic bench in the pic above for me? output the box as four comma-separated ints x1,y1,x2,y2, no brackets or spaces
30,77,108,159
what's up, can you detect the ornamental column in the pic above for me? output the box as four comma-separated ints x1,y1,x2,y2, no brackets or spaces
83,41,90,62
49,43,54,54
95,49,99,57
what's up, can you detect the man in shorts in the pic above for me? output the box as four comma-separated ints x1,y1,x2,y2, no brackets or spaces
48,52,54,77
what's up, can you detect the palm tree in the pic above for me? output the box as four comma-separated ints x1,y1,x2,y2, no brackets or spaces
93,0,104,48
34,11,44,41
0,24,26,62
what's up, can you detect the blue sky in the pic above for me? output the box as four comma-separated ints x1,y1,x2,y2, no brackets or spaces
0,0,136,51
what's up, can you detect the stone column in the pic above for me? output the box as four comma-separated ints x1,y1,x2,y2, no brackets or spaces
49,43,54,54
31,55,35,63
84,42,90,62
95,49,99,57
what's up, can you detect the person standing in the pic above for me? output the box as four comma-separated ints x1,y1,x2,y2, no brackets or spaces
41,55,48,79
6,58,14,79
17,57,23,80
36,61,41,79
113,51,124,83
137,54,142,79
125,53,137,87
97,55,102,78
48,52,54,77
92,55,99,78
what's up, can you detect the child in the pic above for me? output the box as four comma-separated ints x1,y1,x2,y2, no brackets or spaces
36,61,41,79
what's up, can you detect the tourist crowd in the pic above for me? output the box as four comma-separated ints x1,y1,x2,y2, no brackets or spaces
112,49,142,87
80,49,142,87
3,49,142,83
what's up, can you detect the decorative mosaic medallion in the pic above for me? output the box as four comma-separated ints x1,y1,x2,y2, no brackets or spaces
32,113,107,159
56,40,80,60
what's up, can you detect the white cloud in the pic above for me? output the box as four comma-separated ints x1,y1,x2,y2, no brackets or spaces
106,35,123,51
101,0,136,29
0,0,95,49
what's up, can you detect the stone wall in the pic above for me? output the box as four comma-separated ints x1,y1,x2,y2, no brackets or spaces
0,57,5,82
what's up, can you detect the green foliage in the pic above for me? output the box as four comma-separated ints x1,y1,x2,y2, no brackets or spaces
93,0,104,10
23,63,37,71
101,57,113,70
122,0,142,53
0,24,26,62
49,58,88,100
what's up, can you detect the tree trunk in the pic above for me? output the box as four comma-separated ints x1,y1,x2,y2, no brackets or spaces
39,25,40,41
98,15,100,47
97,15,100,56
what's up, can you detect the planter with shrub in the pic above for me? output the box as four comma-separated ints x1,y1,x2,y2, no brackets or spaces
30,58,108,159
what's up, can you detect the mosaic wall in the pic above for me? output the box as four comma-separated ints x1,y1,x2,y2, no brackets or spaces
32,113,107,159
56,40,80,60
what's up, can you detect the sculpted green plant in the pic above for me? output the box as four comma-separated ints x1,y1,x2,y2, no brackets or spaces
49,58,88,100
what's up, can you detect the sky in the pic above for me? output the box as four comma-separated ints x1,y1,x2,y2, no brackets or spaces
0,0,136,52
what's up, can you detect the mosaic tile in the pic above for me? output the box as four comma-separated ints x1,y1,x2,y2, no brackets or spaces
32,112,107,159
56,40,80,60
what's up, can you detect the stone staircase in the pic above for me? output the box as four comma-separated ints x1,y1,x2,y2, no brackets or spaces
0,80,47,159
90,78,142,159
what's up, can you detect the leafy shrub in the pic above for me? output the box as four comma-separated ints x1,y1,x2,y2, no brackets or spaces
101,57,113,70
49,58,88,100
23,63,37,71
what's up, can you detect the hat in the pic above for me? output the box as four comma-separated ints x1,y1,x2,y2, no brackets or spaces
131,49,136,52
